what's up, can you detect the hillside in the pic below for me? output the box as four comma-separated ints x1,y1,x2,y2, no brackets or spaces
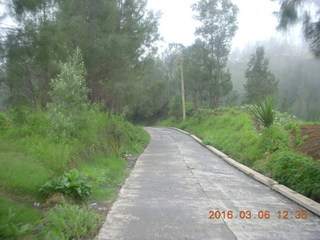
0,108,149,239
160,106,320,202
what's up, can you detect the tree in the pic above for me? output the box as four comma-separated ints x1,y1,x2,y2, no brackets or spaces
244,46,278,103
2,0,160,115
273,0,320,57
47,49,89,136
192,0,238,108
183,40,210,110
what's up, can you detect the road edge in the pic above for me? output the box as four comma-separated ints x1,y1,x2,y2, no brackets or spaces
170,127,320,217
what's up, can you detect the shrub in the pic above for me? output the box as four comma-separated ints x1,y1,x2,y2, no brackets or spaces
47,49,90,136
39,169,91,200
8,106,29,125
249,96,276,127
40,204,100,239
261,125,289,152
0,208,34,239
266,151,320,201
0,113,10,131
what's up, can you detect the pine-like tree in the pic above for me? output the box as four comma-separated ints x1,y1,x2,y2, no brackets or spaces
192,0,238,108
273,0,320,58
244,46,278,103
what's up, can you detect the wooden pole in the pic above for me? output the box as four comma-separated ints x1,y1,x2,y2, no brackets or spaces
180,58,186,121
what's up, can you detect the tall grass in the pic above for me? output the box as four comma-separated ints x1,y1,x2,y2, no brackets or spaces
39,204,100,239
0,108,149,239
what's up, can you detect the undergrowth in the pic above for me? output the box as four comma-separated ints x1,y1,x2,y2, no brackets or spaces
0,109,149,239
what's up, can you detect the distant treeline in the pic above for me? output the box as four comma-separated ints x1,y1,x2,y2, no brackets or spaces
229,39,320,121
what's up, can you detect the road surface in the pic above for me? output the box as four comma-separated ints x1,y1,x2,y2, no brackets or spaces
98,127,320,240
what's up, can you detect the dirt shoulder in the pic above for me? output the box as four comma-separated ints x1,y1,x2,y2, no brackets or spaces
298,125,320,160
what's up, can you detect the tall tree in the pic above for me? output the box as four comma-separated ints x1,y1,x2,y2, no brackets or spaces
183,40,210,110
192,0,238,108
244,46,278,103
273,0,320,57
2,0,160,113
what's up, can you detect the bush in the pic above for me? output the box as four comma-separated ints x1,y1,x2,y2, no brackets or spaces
47,49,90,136
39,169,91,200
249,96,276,127
266,151,320,201
0,113,10,131
0,208,34,239
40,204,100,239
8,106,29,125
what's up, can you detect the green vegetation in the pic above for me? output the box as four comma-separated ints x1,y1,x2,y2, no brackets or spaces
39,204,100,239
160,106,320,202
244,46,278,103
0,51,149,239
39,169,91,201
0,109,149,239
249,96,276,128
0,199,41,239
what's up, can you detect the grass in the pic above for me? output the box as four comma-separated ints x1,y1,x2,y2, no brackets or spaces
0,109,149,239
160,105,320,202
39,204,100,239
82,156,127,200
0,198,41,239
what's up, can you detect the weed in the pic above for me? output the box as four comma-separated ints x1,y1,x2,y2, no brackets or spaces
0,113,10,131
0,199,41,239
261,125,289,152
39,203,100,239
266,151,320,201
40,169,91,201
0,106,149,238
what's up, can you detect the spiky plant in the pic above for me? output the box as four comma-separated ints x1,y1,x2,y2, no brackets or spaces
249,96,276,128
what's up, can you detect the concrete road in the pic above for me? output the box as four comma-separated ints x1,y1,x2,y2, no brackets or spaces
98,127,320,240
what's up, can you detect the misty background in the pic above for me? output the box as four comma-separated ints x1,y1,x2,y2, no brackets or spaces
0,0,319,121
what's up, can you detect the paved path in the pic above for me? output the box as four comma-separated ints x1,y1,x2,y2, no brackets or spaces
98,127,320,240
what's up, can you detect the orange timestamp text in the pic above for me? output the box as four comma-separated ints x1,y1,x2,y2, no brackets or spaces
208,210,308,220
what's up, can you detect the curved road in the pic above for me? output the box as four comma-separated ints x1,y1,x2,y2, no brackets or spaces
98,127,320,240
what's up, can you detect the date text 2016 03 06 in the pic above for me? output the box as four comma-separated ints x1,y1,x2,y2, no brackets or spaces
208,210,308,220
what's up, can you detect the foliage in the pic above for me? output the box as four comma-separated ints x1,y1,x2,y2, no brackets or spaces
0,112,10,131
163,110,263,166
273,0,320,57
82,156,126,200
192,0,238,108
2,0,160,113
0,208,34,240
183,40,211,110
244,46,278,103
261,125,289,152
0,109,149,238
266,151,320,201
39,169,91,200
8,106,29,125
0,199,41,240
47,49,89,136
228,39,320,121
39,204,100,240
249,96,276,127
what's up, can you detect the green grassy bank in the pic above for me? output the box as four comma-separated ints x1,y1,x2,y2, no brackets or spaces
0,108,149,239
160,106,320,202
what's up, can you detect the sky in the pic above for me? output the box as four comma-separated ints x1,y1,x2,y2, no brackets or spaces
0,0,303,51
146,0,303,52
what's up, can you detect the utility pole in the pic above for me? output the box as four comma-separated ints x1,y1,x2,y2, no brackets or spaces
179,57,186,121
